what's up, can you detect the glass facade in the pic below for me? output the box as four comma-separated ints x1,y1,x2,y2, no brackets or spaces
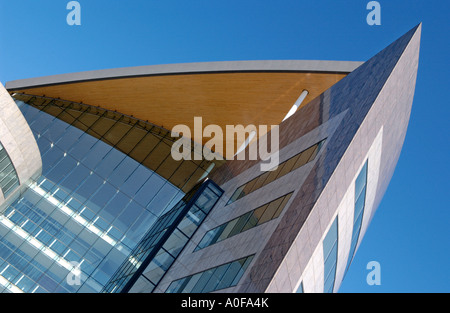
165,255,254,293
0,142,20,198
227,139,325,205
296,282,304,293
195,193,293,251
323,217,338,293
103,180,223,293
0,99,203,293
13,93,222,194
345,161,368,273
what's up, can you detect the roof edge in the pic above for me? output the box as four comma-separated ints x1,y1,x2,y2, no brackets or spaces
6,60,363,91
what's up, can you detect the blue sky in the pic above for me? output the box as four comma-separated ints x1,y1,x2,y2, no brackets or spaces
0,0,449,293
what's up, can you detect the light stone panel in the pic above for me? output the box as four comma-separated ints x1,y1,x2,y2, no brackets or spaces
271,124,382,294
152,110,347,293
131,25,420,294
238,25,421,293
264,25,419,294
357,25,420,249
334,127,383,291
0,83,42,208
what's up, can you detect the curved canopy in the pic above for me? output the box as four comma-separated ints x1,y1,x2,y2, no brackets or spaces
7,60,362,156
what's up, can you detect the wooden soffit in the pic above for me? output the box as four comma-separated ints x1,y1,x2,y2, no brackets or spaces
7,61,362,157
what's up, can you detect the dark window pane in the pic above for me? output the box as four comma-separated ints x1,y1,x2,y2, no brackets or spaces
215,261,241,290
162,229,189,258
228,185,245,204
249,172,270,193
217,218,240,241
181,273,202,293
276,155,299,179
240,178,258,197
231,256,254,286
257,197,284,224
202,263,230,293
273,194,292,218
228,212,252,237
239,213,259,233
293,145,316,169
191,270,214,293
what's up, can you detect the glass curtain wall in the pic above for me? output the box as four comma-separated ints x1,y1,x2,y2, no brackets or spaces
12,93,223,194
0,142,20,198
0,98,210,293
103,180,223,293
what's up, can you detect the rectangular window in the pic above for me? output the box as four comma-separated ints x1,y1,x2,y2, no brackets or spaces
0,142,20,198
165,255,254,293
195,193,293,251
227,139,325,205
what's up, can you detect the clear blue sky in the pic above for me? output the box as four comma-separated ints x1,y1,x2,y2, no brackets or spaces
0,0,448,293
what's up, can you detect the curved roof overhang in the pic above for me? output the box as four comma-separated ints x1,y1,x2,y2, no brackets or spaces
6,60,363,157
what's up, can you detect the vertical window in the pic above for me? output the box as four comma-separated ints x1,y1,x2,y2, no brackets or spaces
345,161,368,274
0,142,20,197
323,217,338,293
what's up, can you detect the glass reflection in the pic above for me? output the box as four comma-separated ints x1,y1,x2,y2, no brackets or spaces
0,101,185,293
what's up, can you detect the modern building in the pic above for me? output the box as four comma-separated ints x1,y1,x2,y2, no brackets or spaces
0,24,420,293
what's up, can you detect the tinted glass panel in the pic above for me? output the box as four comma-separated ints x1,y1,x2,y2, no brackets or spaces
0,102,194,294
227,139,325,205
103,181,223,293
296,282,304,293
323,217,338,293
345,161,368,274
195,193,292,251
166,255,254,293
0,142,20,198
